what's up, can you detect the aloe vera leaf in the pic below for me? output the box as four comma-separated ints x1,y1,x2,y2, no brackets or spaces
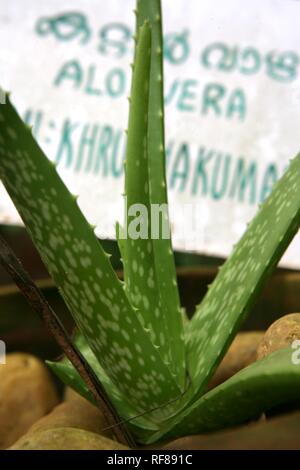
146,347,300,444
122,0,185,387
186,153,300,396
0,63,181,416
47,333,159,431
121,13,175,378
139,0,185,388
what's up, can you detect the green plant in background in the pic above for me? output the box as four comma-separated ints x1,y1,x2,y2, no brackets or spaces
1,0,300,446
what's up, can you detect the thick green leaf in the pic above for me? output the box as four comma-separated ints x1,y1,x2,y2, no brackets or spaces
186,153,300,396
121,15,169,363
0,33,181,414
128,0,185,388
144,347,300,443
47,333,158,431
120,0,184,384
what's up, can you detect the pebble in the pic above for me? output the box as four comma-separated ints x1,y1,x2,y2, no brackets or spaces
208,331,263,389
9,427,128,450
0,353,59,449
257,313,300,360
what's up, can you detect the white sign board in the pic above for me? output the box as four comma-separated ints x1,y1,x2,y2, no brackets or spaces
1,0,300,267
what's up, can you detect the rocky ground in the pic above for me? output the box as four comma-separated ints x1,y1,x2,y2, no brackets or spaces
1,314,300,450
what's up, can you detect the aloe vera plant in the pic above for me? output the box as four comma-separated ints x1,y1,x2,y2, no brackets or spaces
1,0,300,446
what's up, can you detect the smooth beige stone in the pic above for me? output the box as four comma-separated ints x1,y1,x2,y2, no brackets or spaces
9,427,129,450
257,313,300,360
64,386,83,402
0,353,59,449
208,331,263,389
28,394,114,439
